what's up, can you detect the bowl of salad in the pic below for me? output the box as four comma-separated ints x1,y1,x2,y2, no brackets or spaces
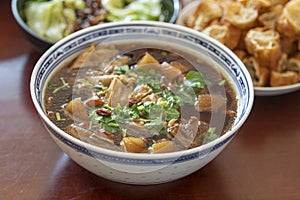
11,0,180,52
30,21,254,184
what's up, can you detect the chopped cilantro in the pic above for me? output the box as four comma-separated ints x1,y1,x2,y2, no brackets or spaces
203,127,218,142
148,79,162,92
87,61,208,138
218,79,226,86
162,90,181,107
93,82,107,90
114,65,130,74
144,118,165,134
175,85,197,105
52,77,70,94
111,104,132,124
165,107,180,121
184,71,206,93
97,115,120,133
135,66,162,90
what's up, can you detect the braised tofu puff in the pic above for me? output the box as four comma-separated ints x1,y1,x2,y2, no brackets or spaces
222,1,258,30
242,0,272,13
287,53,300,73
269,0,290,6
243,56,270,86
270,53,300,86
280,37,298,55
270,71,300,86
184,0,223,31
258,4,283,29
277,0,300,39
245,27,281,71
202,22,242,50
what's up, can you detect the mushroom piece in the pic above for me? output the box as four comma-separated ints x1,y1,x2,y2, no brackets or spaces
151,141,178,153
104,77,133,107
103,55,130,74
121,122,153,138
137,52,159,66
190,121,210,148
122,137,147,153
160,62,184,80
136,52,184,80
173,116,200,149
64,97,89,122
64,124,122,151
195,94,226,112
129,84,153,102
70,44,119,70
87,75,117,86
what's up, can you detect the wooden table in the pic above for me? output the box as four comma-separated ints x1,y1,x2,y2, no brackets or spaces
2,1,300,199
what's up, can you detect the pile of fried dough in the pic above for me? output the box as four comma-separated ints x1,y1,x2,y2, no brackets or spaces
184,0,300,87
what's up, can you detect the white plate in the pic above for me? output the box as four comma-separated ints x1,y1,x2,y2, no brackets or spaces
255,83,300,96
177,0,300,96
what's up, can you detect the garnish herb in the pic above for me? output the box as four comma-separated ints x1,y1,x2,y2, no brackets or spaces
184,71,206,94
114,65,130,74
52,77,70,94
204,127,218,142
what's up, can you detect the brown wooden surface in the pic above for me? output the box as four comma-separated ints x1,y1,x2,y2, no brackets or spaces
2,1,300,199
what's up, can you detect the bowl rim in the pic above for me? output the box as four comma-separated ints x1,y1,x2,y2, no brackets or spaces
30,21,254,160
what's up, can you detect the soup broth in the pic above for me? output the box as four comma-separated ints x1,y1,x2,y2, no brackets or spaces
44,42,237,153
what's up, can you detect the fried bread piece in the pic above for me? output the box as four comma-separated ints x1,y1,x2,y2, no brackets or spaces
287,53,300,73
277,0,300,39
202,23,241,49
184,0,222,31
245,27,281,71
223,1,258,29
258,4,283,29
243,56,270,86
270,71,300,86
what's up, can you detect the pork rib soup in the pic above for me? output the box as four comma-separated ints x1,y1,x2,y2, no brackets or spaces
44,43,238,153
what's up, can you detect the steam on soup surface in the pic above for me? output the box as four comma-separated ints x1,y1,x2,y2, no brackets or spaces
44,43,237,153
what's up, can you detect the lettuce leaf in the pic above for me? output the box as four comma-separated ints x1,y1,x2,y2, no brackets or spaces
24,0,85,42
103,0,162,22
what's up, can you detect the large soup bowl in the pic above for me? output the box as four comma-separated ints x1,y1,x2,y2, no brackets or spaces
30,21,254,185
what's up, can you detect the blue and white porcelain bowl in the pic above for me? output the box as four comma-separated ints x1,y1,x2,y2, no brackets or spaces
30,21,254,185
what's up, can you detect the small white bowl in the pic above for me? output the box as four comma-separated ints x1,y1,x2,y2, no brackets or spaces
30,21,254,185
11,0,181,52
